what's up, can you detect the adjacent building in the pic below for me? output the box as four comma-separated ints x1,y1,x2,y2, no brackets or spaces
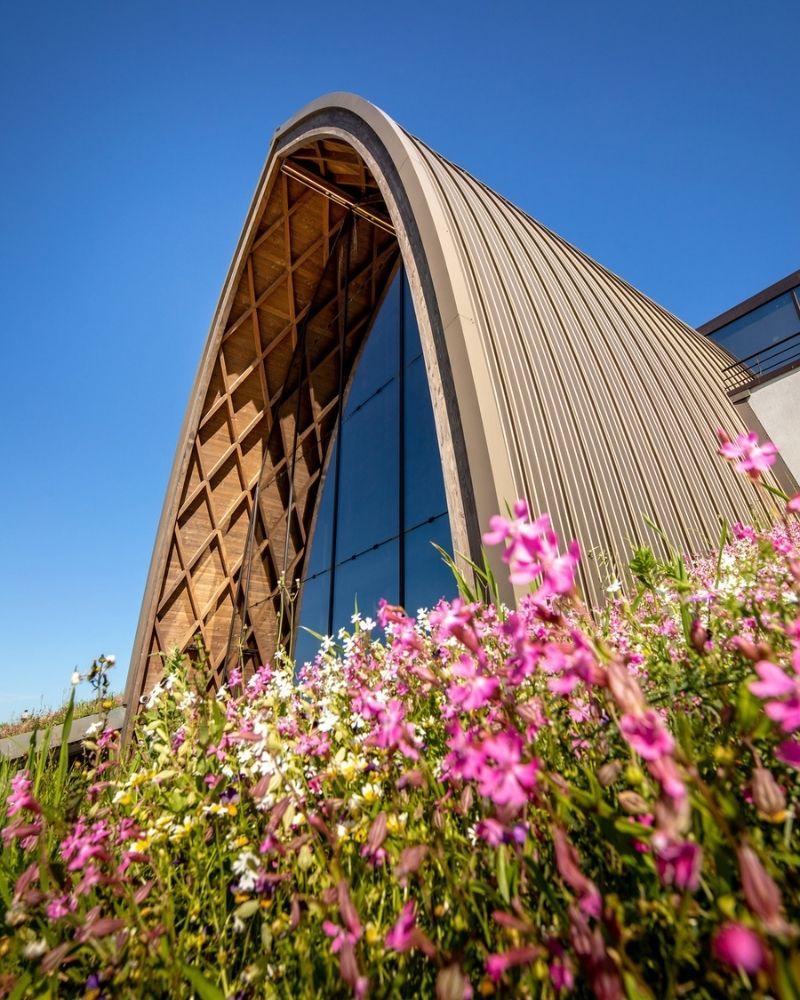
699,270,800,485
124,93,781,712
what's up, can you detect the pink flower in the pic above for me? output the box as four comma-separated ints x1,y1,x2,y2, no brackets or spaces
619,710,675,761
475,818,527,847
552,826,602,919
549,959,574,991
483,504,579,599
447,656,499,711
443,722,486,782
60,819,110,872
360,812,388,867
653,838,702,892
776,738,800,769
647,755,687,801
485,946,540,982
476,731,539,811
46,894,77,920
749,658,800,732
787,493,800,514
717,429,777,479
7,770,40,817
713,922,765,974
323,921,359,954
430,598,482,657
1,818,42,851
385,900,436,958
384,901,416,952
367,698,420,760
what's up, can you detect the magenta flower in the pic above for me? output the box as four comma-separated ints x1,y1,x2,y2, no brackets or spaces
476,818,527,847
430,598,482,657
647,755,687,801
483,503,580,598
717,428,777,479
323,921,359,954
776,738,800,769
653,838,702,892
367,698,420,760
45,894,77,920
619,710,675,761
443,721,486,782
385,900,436,958
713,922,765,974
485,946,540,982
749,658,800,732
7,770,40,817
447,656,500,711
476,731,539,810
384,901,416,952
360,812,388,868
60,818,111,872
549,959,574,991
552,826,602,919
788,492,800,514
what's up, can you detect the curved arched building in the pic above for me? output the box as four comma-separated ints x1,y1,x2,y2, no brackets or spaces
124,92,777,707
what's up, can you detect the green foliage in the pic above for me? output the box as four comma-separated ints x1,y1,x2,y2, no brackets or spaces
0,521,799,998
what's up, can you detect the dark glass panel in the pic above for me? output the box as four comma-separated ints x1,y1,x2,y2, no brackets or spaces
404,355,446,526
403,514,454,614
346,271,400,412
305,440,336,578
710,291,800,361
333,538,400,632
336,378,400,561
294,570,331,665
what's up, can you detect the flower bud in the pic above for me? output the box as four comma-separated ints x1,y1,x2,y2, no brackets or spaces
738,845,786,932
689,619,709,654
597,761,622,787
618,790,649,815
751,767,786,822
436,964,470,1000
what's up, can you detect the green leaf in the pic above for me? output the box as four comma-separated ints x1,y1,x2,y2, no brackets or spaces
7,972,32,1000
496,844,510,903
622,970,655,1000
55,687,76,805
181,963,226,1000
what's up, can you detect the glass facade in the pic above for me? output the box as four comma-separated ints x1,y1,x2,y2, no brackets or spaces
294,266,454,663
709,285,800,362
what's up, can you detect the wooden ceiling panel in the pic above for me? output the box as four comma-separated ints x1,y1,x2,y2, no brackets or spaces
132,141,400,698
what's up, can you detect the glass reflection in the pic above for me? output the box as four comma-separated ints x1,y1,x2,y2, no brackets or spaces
296,264,454,658
710,290,800,361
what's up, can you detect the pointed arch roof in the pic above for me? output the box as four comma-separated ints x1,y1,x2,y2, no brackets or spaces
125,92,774,711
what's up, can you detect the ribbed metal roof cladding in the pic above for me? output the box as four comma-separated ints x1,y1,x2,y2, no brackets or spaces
391,124,773,595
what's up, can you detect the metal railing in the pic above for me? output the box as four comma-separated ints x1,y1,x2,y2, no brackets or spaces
721,330,800,394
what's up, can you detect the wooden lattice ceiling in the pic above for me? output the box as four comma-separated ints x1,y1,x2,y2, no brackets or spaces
136,140,400,697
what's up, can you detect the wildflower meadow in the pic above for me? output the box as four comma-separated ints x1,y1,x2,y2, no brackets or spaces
2,431,800,998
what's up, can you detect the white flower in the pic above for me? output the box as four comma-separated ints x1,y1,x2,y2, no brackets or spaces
70,670,82,686
232,850,260,892
361,617,376,632
22,940,48,959
85,721,102,737
105,654,116,665
606,580,622,594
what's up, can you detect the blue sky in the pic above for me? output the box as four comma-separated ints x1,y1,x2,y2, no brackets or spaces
0,1,797,720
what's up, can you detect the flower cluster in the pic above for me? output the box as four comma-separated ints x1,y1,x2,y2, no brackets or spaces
1,431,800,998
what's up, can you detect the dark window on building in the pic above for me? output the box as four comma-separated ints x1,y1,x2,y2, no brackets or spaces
294,266,454,663
709,287,800,362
